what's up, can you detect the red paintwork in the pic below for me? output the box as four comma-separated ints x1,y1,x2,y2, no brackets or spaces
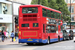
19,5,63,40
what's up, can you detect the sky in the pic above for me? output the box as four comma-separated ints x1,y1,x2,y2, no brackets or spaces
25,0,32,5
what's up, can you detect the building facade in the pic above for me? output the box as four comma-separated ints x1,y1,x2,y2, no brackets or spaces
0,0,32,35
9,0,32,32
65,0,75,29
9,0,32,5
0,0,12,35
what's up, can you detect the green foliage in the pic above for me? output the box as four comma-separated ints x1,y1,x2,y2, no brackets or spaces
56,0,70,21
48,0,58,10
31,0,71,22
31,0,38,4
40,0,48,7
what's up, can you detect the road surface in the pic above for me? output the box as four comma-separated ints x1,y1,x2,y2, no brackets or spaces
0,40,75,50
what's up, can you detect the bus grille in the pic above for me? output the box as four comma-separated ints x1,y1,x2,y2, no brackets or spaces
23,14,37,21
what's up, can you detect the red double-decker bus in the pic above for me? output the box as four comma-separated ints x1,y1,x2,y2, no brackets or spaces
18,5,63,45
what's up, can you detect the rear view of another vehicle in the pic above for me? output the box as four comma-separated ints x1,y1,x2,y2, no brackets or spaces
69,30,73,40
63,30,69,40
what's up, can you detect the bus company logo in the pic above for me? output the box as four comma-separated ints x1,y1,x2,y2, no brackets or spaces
28,27,30,29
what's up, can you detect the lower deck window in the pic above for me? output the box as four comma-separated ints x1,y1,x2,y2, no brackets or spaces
22,24,29,27
46,25,56,33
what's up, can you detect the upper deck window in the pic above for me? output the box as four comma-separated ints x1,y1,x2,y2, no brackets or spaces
51,11,54,18
60,14,61,19
56,13,60,19
22,7,38,13
42,8,46,17
47,10,50,17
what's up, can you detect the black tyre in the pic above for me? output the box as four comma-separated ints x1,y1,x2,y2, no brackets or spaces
27,43,33,45
63,37,65,41
58,36,60,42
71,36,73,40
68,36,70,40
47,38,50,44
69,36,71,40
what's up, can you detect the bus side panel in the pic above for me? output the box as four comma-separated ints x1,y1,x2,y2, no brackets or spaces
58,25,63,41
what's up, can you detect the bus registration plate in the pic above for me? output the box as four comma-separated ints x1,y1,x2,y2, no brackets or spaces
27,39,33,41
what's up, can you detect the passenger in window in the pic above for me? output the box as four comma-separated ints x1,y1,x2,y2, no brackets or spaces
32,8,37,13
48,29,50,33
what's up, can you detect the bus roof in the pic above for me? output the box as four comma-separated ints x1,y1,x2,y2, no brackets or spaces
20,5,61,13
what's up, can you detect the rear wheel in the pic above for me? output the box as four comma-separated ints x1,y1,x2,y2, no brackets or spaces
47,38,50,44
58,36,60,42
27,43,33,45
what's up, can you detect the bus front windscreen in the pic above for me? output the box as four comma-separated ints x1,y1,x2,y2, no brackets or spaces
22,7,38,13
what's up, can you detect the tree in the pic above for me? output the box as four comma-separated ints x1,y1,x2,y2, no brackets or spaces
56,0,70,22
31,0,70,22
48,0,58,10
31,0,38,4
40,0,48,7
31,0,48,7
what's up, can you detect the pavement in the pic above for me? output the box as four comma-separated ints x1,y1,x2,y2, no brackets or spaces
0,38,37,50
0,38,18,45
0,48,37,50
